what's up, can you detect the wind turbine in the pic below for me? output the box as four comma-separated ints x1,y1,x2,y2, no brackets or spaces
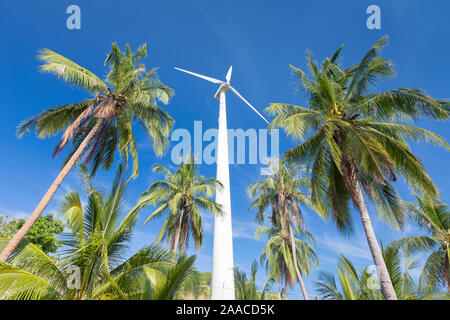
175,66,268,300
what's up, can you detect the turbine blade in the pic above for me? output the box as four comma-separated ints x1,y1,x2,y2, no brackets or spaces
174,67,224,84
226,66,233,83
229,86,269,124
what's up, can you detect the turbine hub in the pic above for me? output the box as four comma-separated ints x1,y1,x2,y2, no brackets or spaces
214,83,230,100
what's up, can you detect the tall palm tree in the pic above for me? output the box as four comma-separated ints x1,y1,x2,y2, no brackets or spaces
392,194,450,292
256,224,319,300
0,165,197,300
0,43,174,262
267,36,449,299
248,161,319,299
314,244,444,300
141,156,223,255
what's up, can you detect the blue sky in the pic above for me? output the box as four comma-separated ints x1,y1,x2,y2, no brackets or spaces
0,0,449,298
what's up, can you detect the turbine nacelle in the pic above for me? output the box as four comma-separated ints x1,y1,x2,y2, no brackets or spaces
174,66,269,124
214,66,232,99
214,83,230,100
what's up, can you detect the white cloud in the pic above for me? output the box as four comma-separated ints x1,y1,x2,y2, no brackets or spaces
202,214,258,239
232,219,258,240
0,208,30,220
202,213,214,233
202,213,265,240
316,234,372,262
202,215,258,239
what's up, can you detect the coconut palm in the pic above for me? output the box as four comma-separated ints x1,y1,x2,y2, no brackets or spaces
248,161,319,299
314,244,443,300
0,43,174,262
141,156,223,256
392,194,450,292
234,261,274,300
0,241,197,300
267,36,449,299
256,224,319,300
0,164,198,300
176,271,211,299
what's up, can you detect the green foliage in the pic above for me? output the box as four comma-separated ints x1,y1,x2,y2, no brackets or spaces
257,225,319,293
4,37,449,301
141,155,223,254
176,271,211,299
17,43,175,178
234,260,278,300
0,214,64,254
267,35,449,234
314,244,435,300
0,216,18,239
0,165,198,300
392,194,450,292
248,161,320,229
248,160,320,297
235,261,260,300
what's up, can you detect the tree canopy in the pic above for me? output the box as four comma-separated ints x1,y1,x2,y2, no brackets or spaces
0,214,64,254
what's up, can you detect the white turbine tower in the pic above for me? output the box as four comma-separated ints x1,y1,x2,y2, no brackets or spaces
175,66,268,300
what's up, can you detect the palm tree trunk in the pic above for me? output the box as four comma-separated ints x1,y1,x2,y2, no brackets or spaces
171,208,184,260
445,245,449,293
288,224,309,300
0,119,104,262
349,172,398,300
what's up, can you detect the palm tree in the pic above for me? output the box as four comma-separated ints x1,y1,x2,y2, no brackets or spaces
0,164,198,300
392,194,450,292
0,44,174,262
256,224,319,300
0,242,197,300
314,244,443,300
267,36,449,299
234,261,274,300
248,161,319,299
176,271,211,299
141,156,223,256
